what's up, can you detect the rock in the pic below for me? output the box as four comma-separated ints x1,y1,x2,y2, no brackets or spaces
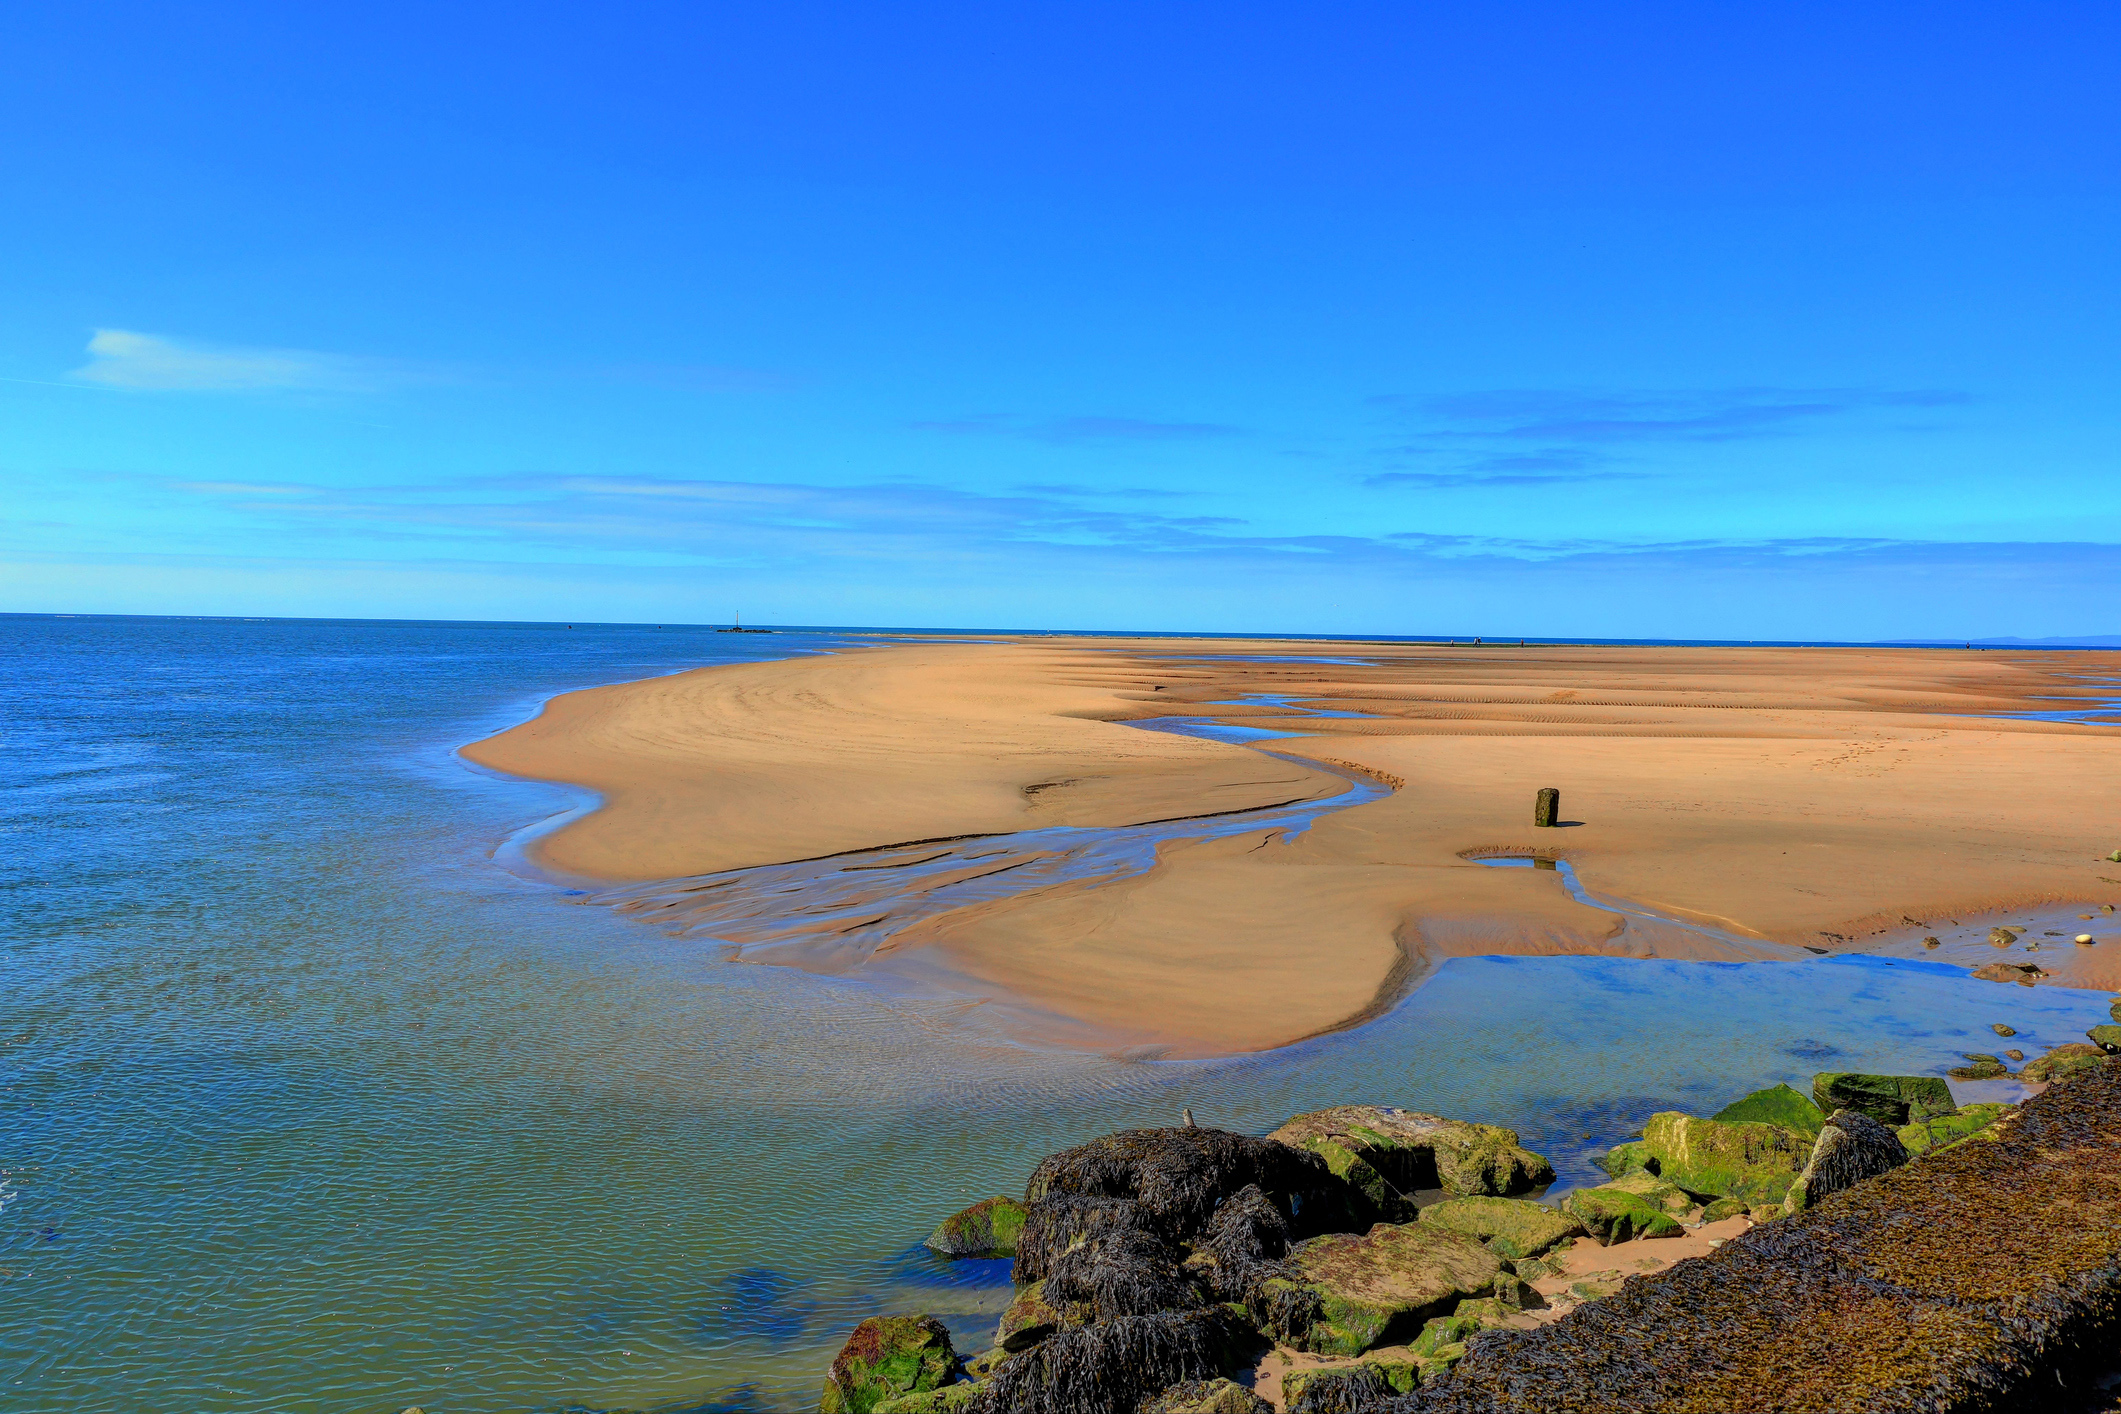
2088,1024,2121,1053
2076,934,2096,945
995,1282,1061,1351
1567,1273,1627,1301
977,1308,1251,1414
962,1348,1006,1380
1810,1073,1955,1126
2113,997,2121,1023
1283,1364,1408,1412
873,1388,976,1414
821,1315,963,1414
1023,1127,1345,1240
1140,1378,1273,1414
1638,1113,1809,1204
1710,1083,1826,1136
1971,961,2045,983
1923,936,1941,949
926,1197,1029,1258
1783,1110,1909,1215
1700,1196,1750,1222
1988,927,2018,946
1898,1103,2010,1157
1410,1310,1488,1357
2020,1043,2112,1084
1252,1221,1505,1355
1559,1185,1684,1242
1991,1023,2017,1037
2005,1049,2025,1061
1601,1168,1696,1214
1948,1055,2011,1080
1266,1107,1554,1220
1596,1140,1657,1178
1416,1196,1584,1261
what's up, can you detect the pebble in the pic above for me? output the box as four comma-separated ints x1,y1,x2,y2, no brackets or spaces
1923,937,1941,949
2076,935,2096,945
1993,1023,2017,1036
2006,1050,2025,1061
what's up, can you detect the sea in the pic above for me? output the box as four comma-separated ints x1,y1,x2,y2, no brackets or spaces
3,614,2113,1413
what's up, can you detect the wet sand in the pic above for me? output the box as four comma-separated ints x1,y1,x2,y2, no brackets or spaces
466,637,2121,1054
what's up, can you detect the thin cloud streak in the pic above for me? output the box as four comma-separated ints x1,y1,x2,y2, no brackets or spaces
69,329,423,394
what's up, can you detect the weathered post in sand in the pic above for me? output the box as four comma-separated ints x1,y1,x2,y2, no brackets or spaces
1534,787,1560,828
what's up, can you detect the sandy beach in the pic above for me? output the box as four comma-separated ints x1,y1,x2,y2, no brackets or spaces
465,638,2121,1055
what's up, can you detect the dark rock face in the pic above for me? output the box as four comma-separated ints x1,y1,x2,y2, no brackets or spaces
1783,1109,1909,1214
1355,1056,2121,1413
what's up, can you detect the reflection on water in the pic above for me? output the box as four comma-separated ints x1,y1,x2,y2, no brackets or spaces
4,615,2115,1414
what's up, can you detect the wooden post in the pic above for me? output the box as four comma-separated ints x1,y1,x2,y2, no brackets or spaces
1534,787,1560,828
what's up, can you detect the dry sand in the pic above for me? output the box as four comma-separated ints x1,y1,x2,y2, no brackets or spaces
465,638,2121,1054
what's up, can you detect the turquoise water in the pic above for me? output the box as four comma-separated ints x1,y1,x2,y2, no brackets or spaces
4,615,2114,1414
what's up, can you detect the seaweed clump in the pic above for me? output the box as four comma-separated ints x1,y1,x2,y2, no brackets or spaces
1358,1056,2121,1412
1024,1127,1346,1238
968,1307,1253,1414
1783,1108,1908,1214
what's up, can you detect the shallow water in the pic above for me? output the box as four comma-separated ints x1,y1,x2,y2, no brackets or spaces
4,615,2116,1414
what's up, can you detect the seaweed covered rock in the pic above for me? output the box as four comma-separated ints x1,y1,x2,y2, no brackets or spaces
1416,1196,1583,1261
1187,1184,1291,1300
1374,1058,2121,1413
927,1197,1030,1259
821,1316,963,1414
1025,1128,1346,1242
1782,1109,1909,1215
1012,1196,1155,1284
1898,1103,2009,1157
1251,1222,1504,1355
1638,1112,1809,1204
1138,1378,1270,1414
970,1307,1251,1414
1265,1107,1554,1220
2021,1043,2112,1085
1810,1072,1954,1126
1041,1226,1203,1323
1558,1185,1683,1243
1283,1362,1409,1411
1710,1082,1826,1136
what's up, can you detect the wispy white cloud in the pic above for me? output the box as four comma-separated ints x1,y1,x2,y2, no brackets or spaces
69,329,410,393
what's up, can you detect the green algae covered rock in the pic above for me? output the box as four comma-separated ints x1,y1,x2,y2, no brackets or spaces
820,1316,962,1414
2021,1043,2112,1084
1710,1083,1826,1136
1139,1378,1272,1414
872,1386,975,1414
1603,1167,1698,1214
994,1282,1059,1352
1949,1054,2012,1081
1638,1112,1809,1205
1411,1311,1486,1357
925,1197,1028,1259
1266,1107,1554,1220
1700,1195,1751,1222
1257,1221,1504,1355
1559,1186,1684,1242
2089,1024,2121,1053
1811,1072,1955,1126
1417,1195,1584,1261
1597,1140,1657,1179
1898,1103,2009,1157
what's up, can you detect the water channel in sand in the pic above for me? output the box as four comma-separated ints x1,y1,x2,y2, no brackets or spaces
9,618,2118,1414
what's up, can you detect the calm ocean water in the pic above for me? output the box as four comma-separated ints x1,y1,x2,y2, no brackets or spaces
4,615,2112,1413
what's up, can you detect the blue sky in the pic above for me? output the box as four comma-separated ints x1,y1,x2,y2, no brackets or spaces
4,2,2118,637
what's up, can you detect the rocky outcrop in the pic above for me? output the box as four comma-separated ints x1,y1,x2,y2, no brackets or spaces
2090,1024,2121,1053
820,1315,963,1414
927,1197,1030,1258
1252,1222,1504,1355
1138,1378,1271,1413
1897,1102,2009,1157
1283,1363,1412,1411
1266,1107,1553,1220
1809,1072,1954,1126
2021,1043,2112,1084
1415,1196,1583,1261
1708,1082,1825,1135
1024,1128,1347,1240
1782,1109,1908,1215
1638,1112,1809,1205
975,1308,1251,1414
1558,1185,1683,1242
1971,960,2045,983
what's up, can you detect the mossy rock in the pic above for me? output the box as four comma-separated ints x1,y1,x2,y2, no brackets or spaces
2089,1024,2121,1054
1567,1274,1625,1301
1417,1195,1584,1261
1700,1196,1750,1222
994,1281,1060,1352
1559,1186,1684,1243
1710,1083,1826,1136
872,1386,976,1414
1639,1112,1809,1204
1898,1103,2009,1157
1261,1221,1504,1355
1949,1054,2012,1080
1410,1311,1486,1357
1139,1377,1272,1414
1597,1141,1658,1179
2020,1043,2113,1084
1415,1347,1465,1384
924,1197,1028,1259
820,1315,962,1414
1266,1106,1554,1220
1282,1362,1418,1410
1602,1167,1697,1214
1810,1073,1954,1126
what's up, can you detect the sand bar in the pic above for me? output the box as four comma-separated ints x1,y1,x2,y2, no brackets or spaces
467,638,2121,1054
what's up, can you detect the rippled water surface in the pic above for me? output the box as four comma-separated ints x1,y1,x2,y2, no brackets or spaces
4,615,2115,1414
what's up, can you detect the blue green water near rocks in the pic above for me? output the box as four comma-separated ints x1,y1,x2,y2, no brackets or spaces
3,615,2114,1414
